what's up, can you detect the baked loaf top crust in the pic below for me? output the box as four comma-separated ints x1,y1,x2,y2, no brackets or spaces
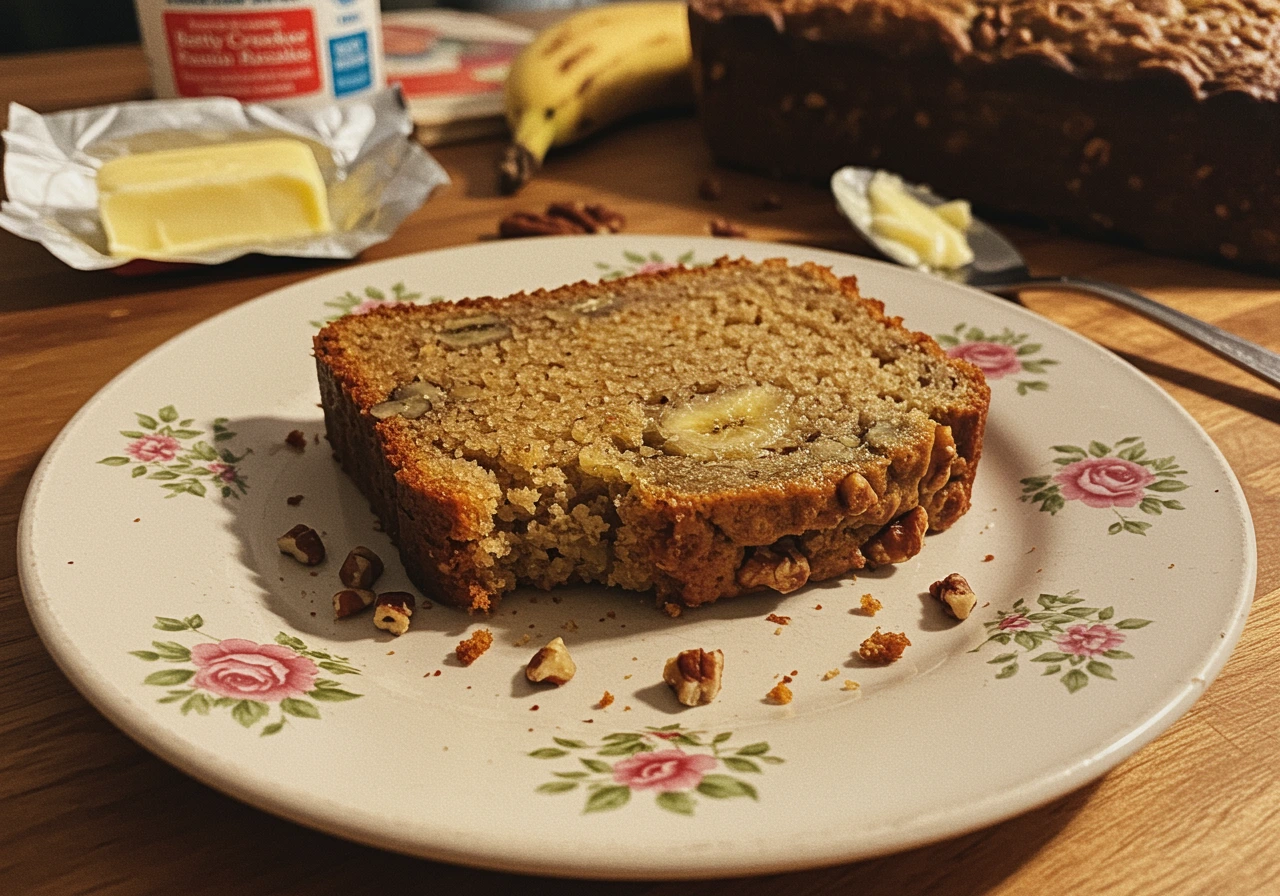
315,258,989,610
691,0,1280,100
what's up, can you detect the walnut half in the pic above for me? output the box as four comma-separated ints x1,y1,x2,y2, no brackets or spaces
663,648,724,707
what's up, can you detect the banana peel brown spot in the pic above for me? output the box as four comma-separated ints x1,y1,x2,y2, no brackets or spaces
558,45,595,74
541,33,570,57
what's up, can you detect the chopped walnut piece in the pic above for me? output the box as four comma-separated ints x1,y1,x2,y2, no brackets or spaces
598,691,615,709
765,613,791,625
860,594,882,615
662,602,683,618
709,217,747,238
277,524,325,565
373,591,414,635
754,192,783,211
859,628,911,664
333,588,375,619
526,636,576,685
841,680,861,691
663,647,724,706
456,629,493,665
339,546,384,590
498,202,625,238
697,175,723,200
929,573,978,620
285,429,307,450
765,682,793,704
821,668,839,681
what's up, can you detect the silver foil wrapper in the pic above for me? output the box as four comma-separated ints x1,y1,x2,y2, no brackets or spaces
0,87,448,270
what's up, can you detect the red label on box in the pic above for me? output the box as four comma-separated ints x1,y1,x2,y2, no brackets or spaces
163,9,321,101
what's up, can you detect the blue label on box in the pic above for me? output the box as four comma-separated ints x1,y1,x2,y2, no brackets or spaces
329,31,372,97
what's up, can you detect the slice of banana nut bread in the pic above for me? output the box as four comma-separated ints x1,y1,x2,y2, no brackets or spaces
314,258,989,612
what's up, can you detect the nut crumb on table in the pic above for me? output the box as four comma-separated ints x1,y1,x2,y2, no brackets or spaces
859,593,882,615
765,613,790,625
598,690,615,709
821,668,839,681
285,429,306,450
498,202,625,238
456,629,493,665
766,682,793,704
709,217,747,237
859,628,911,664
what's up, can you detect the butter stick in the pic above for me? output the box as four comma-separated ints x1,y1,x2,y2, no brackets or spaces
97,138,332,258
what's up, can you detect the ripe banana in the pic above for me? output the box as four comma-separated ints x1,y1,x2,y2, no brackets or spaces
499,2,693,194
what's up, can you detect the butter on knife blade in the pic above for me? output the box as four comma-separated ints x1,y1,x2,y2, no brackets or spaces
97,138,333,259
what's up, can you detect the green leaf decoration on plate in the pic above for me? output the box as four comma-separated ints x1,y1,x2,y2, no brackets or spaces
531,724,782,815
594,249,706,281
310,282,430,328
972,592,1152,693
99,409,249,499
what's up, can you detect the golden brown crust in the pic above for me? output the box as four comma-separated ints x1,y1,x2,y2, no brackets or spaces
314,257,989,610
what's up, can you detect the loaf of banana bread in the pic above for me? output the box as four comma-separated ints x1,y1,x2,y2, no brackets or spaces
314,258,989,612
690,0,1280,270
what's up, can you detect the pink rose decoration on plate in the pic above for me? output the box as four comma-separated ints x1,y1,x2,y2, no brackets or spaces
1053,456,1156,508
612,750,718,792
634,261,678,275
206,462,239,483
350,298,399,316
997,614,1032,632
1056,623,1126,658
126,433,181,463
191,639,318,702
947,341,1022,379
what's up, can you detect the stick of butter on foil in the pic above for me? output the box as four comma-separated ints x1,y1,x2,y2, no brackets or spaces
0,89,448,271
98,139,333,258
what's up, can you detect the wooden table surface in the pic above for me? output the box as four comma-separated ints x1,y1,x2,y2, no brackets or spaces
2,44,1279,896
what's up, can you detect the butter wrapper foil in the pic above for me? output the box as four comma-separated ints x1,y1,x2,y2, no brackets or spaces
0,88,448,270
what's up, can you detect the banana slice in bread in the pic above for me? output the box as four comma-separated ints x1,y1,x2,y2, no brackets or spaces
656,384,793,460
314,258,989,611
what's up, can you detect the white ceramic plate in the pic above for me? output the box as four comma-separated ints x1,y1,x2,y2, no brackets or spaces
19,236,1255,879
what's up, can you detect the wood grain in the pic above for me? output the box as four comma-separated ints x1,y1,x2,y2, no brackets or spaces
2,45,1278,896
